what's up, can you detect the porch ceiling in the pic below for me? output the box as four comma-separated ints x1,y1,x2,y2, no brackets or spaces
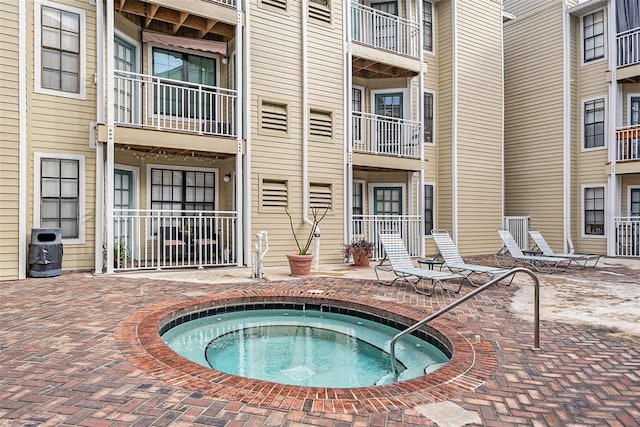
115,0,235,40
116,143,235,160
352,57,418,79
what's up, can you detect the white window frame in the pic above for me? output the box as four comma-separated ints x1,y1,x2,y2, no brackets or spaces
628,185,640,216
114,163,140,256
422,0,435,55
423,89,436,146
367,182,406,215
422,181,435,237
581,184,607,239
352,85,365,148
370,87,410,120
580,8,607,66
581,95,607,152
146,164,220,212
33,152,86,244
34,0,87,100
627,93,640,125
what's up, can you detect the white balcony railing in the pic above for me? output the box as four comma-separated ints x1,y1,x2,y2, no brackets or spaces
111,209,237,271
503,216,530,250
614,217,640,257
352,112,421,158
616,27,640,68
351,2,420,58
616,126,640,162
210,0,236,6
351,215,422,259
114,70,236,137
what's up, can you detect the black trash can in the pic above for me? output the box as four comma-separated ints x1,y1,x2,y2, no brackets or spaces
28,228,63,278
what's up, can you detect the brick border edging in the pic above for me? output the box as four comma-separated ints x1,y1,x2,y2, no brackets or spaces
115,282,498,414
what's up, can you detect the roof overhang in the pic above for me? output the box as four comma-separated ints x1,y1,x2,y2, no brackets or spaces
568,0,608,16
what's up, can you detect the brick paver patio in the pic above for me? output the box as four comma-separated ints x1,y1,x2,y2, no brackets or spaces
0,265,638,426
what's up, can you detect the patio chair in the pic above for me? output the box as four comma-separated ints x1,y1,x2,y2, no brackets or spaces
160,226,186,260
528,230,600,269
376,233,465,296
431,229,510,286
496,229,571,273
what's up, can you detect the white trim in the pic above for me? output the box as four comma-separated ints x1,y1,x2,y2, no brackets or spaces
367,183,406,215
19,0,27,279
114,164,140,257
562,0,572,254
580,95,608,152
423,89,436,147
451,0,458,242
422,0,435,56
34,0,87,100
581,183,607,239
421,181,436,237
146,42,222,77
114,29,140,71
580,7,608,67
626,93,640,125
628,185,640,216
370,87,411,119
33,152,86,245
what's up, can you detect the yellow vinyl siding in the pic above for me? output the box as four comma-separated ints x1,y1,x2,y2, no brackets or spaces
455,0,503,255
504,0,566,252
0,0,20,280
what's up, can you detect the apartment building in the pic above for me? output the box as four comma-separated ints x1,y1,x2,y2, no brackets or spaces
0,0,505,281
503,0,640,257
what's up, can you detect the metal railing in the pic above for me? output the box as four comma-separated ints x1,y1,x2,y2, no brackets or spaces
389,267,540,381
111,209,237,271
352,112,421,158
504,216,530,250
351,215,422,259
351,2,420,58
616,126,640,162
616,27,640,68
113,70,237,137
209,0,236,6
615,217,640,257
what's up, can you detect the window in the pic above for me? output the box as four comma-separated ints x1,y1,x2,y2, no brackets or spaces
309,0,331,24
150,168,215,212
352,87,364,147
423,1,433,52
424,184,434,236
353,180,364,236
424,92,434,144
584,186,605,236
583,98,605,149
34,153,85,243
35,0,86,99
583,10,605,63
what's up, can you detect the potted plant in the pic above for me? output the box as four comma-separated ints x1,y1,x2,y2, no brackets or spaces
285,206,330,276
342,239,374,267
102,239,129,269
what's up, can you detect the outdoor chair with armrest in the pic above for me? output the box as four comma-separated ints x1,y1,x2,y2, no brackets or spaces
376,233,465,296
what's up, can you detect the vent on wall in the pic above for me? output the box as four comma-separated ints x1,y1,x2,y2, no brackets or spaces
309,109,333,139
262,179,288,208
261,0,287,11
310,183,332,209
260,100,288,133
309,0,331,23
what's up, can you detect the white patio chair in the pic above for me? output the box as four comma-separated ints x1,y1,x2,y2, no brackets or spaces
496,229,571,273
528,230,600,269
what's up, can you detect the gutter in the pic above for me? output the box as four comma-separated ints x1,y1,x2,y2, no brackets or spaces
235,2,246,267
19,0,27,279
562,0,573,254
451,1,458,243
95,0,105,273
105,0,115,273
344,0,353,242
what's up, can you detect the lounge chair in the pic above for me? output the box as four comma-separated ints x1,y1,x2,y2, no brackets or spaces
496,229,571,273
376,233,465,296
431,229,510,285
528,230,600,269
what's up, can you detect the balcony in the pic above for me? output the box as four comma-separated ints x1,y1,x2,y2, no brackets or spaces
615,126,640,162
352,215,422,259
616,27,640,68
350,2,420,59
114,70,236,138
111,209,237,271
614,217,640,257
352,112,421,159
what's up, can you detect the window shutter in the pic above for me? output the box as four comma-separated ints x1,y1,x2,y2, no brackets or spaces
309,183,332,209
261,101,288,133
309,0,331,24
261,0,287,11
262,179,288,208
309,109,333,139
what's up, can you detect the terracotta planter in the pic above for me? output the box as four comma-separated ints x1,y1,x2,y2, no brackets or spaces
351,252,371,267
287,253,314,276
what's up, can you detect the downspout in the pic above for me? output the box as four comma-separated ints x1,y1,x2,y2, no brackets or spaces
95,0,105,273
418,0,425,256
243,1,253,266
301,0,320,269
451,1,459,243
606,1,619,256
500,1,506,238
562,0,573,255
18,0,27,279
345,0,353,243
235,1,244,266
105,0,115,273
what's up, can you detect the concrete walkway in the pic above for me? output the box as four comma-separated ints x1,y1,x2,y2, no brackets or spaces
0,259,638,426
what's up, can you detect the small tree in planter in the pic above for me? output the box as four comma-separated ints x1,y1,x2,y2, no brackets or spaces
285,205,330,275
342,239,375,267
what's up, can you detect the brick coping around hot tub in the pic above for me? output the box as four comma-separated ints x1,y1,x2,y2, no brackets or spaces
115,284,498,414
